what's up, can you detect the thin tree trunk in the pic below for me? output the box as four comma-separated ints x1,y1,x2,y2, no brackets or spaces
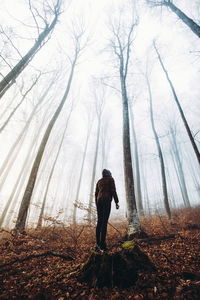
0,137,38,227
88,117,101,224
153,42,200,164
170,149,185,207
165,1,200,38
186,151,200,197
146,75,171,219
170,128,190,207
129,107,144,215
0,78,54,178
165,161,176,209
0,111,49,227
15,50,78,232
0,2,60,98
0,132,27,191
142,169,150,215
37,105,73,227
0,74,40,133
0,86,18,120
146,0,200,38
0,82,54,198
73,125,92,224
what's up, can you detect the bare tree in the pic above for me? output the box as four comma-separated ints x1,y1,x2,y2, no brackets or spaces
146,0,200,38
15,29,86,232
0,0,62,98
153,42,200,164
109,16,141,235
146,73,171,219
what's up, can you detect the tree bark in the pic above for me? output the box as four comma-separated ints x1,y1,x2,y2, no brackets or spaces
146,75,171,219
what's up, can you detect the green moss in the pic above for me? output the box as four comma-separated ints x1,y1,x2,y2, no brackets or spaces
122,241,135,249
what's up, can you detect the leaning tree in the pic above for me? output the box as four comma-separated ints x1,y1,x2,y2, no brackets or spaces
15,28,87,232
146,0,200,38
0,0,62,99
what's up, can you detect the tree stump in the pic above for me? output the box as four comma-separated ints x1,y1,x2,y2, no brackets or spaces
78,241,156,288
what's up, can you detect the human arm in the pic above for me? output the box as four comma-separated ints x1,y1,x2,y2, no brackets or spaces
95,182,99,206
110,178,119,208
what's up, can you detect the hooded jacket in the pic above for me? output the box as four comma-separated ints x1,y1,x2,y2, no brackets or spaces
95,170,119,205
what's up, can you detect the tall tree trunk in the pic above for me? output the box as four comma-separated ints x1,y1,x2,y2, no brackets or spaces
37,105,73,227
146,75,171,219
165,160,176,209
170,128,190,207
153,42,200,164
129,107,144,215
73,125,92,224
146,0,200,38
121,79,141,233
170,149,186,207
15,51,78,232
0,2,60,98
186,151,200,198
165,1,200,38
141,163,150,215
88,118,101,224
110,20,141,235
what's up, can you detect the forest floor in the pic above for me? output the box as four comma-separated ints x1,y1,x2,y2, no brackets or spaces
0,207,200,300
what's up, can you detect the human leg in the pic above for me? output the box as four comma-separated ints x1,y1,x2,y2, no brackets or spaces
100,199,111,250
96,199,103,247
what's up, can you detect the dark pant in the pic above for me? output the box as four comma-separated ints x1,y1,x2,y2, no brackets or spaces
96,197,111,248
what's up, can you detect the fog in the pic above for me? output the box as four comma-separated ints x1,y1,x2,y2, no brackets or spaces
0,0,199,228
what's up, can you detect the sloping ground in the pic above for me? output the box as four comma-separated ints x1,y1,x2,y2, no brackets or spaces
0,207,200,299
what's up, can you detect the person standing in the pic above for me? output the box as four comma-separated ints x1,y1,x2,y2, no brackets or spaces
95,169,119,251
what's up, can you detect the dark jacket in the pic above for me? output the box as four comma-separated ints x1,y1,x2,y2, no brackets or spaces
95,176,119,205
